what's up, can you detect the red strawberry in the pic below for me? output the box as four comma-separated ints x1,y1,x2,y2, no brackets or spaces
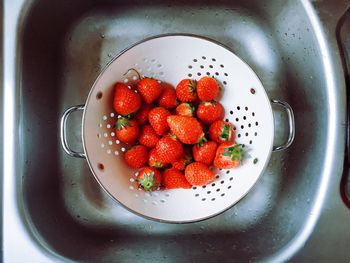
135,103,153,125
155,137,183,164
113,82,141,116
124,145,148,168
158,85,178,109
148,148,166,169
175,102,196,117
138,125,160,148
148,107,171,135
192,141,218,166
137,78,163,103
167,115,205,144
176,79,197,102
214,142,247,169
163,168,192,189
136,167,162,191
196,101,224,124
172,147,193,170
115,117,139,144
209,120,235,143
196,76,219,101
185,162,215,186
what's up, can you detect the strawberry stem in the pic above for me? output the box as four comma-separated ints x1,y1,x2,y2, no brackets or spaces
188,103,197,113
123,68,142,80
114,117,132,130
136,171,160,191
197,133,207,147
188,79,197,93
223,144,249,164
219,124,231,141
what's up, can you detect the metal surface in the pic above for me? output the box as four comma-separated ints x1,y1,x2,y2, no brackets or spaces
342,10,350,164
339,7,350,206
2,0,349,262
271,99,295,152
60,105,86,159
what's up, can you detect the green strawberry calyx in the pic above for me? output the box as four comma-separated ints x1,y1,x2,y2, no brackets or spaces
114,116,133,130
136,171,160,192
182,103,196,116
166,132,178,141
201,100,216,106
197,133,208,147
188,103,197,113
183,152,194,166
149,155,165,169
151,161,164,169
223,144,250,164
219,124,231,141
187,79,197,93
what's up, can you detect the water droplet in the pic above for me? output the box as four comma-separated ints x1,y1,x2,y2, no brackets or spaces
100,33,105,38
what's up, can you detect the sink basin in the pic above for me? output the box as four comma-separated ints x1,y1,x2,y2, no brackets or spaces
3,0,348,262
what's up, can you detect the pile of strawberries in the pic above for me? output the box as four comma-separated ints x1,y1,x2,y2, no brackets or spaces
113,72,246,191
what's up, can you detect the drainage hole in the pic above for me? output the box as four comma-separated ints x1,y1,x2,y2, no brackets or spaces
96,91,103,100
97,163,104,171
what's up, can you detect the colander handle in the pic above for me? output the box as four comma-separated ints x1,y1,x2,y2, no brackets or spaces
271,99,295,152
60,105,86,158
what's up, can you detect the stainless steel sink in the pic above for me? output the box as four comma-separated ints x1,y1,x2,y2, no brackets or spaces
3,0,350,262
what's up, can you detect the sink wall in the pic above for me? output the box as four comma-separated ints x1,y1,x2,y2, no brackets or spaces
8,0,346,262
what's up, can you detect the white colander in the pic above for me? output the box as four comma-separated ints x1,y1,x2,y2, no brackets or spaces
60,34,295,223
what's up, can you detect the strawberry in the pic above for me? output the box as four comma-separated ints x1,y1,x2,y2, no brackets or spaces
113,82,141,116
162,168,192,189
148,148,166,169
138,125,160,148
124,145,148,168
158,85,178,109
176,79,197,102
136,167,162,191
155,137,183,164
185,162,215,186
167,115,205,144
148,107,171,135
115,117,139,144
137,78,163,104
175,102,196,117
135,103,153,125
196,101,224,125
192,141,217,166
214,142,247,169
209,120,235,143
172,147,193,170
196,76,219,101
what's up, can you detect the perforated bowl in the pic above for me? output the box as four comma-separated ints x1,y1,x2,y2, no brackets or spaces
60,34,295,223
